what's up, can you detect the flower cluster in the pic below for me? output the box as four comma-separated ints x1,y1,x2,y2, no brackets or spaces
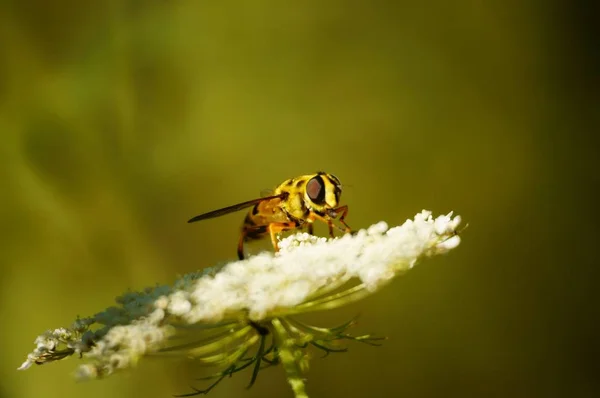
19,210,463,398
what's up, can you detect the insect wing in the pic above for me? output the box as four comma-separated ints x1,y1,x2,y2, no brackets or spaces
259,188,274,197
187,194,286,223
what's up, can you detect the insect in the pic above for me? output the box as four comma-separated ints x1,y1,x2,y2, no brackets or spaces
187,172,352,260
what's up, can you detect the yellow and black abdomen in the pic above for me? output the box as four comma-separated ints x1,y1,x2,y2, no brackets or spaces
241,214,268,241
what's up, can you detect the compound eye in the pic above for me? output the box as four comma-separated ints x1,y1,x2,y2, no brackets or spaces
306,176,325,204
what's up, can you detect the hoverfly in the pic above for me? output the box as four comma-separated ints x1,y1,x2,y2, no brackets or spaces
187,172,352,260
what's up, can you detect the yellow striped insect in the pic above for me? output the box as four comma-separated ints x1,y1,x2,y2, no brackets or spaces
188,172,352,260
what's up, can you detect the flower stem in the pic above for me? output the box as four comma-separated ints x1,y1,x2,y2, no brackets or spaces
271,318,309,398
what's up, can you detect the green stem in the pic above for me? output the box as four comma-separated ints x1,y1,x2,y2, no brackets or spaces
271,318,309,398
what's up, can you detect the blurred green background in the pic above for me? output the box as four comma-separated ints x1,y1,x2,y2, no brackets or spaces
1,1,597,397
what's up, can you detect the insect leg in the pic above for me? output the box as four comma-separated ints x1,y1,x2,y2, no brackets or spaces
237,231,247,260
268,222,300,252
307,222,314,235
307,212,339,237
332,205,352,233
239,224,269,260
326,220,335,237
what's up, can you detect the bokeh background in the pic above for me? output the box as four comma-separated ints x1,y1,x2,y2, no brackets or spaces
1,1,597,397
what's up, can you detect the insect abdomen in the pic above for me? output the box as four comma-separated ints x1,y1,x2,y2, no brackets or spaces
242,213,268,241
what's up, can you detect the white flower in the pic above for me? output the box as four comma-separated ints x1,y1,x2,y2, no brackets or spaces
18,210,463,390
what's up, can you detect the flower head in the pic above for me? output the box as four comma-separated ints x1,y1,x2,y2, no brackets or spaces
19,210,463,397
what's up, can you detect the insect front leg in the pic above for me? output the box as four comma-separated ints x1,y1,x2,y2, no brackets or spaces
332,205,352,233
307,212,344,238
306,221,332,236
326,220,335,237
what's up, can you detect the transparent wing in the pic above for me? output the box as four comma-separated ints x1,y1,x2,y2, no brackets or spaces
260,189,274,198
